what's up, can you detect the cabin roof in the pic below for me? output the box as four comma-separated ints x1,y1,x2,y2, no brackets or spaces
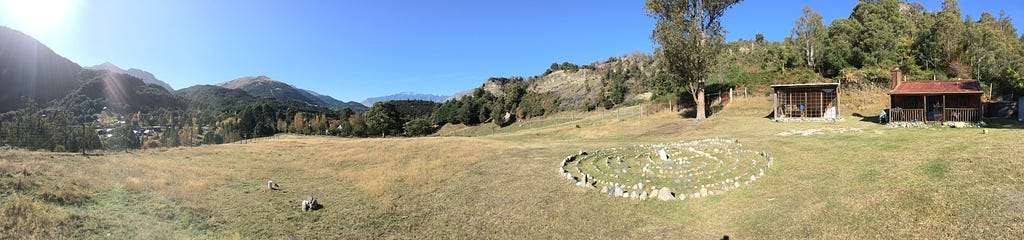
770,83,840,89
889,80,983,95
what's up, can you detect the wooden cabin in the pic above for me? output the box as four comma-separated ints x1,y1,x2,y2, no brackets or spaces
888,69,983,123
771,83,841,120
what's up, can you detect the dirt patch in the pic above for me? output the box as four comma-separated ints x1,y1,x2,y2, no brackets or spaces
775,127,869,136
641,121,690,137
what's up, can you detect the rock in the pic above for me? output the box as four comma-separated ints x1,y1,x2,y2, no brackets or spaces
659,148,670,160
268,180,278,190
700,187,708,198
678,193,686,201
630,191,638,199
657,187,675,201
639,191,648,200
650,188,659,198
301,200,310,211
600,186,608,194
750,175,757,182
613,187,624,197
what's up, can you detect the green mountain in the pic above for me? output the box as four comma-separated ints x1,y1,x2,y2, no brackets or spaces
175,85,256,109
216,75,367,111
0,26,87,113
86,62,174,91
53,70,184,115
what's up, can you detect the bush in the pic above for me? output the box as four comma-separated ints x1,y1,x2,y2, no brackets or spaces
403,118,434,136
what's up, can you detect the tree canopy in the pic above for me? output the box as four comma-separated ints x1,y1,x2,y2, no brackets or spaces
646,0,742,121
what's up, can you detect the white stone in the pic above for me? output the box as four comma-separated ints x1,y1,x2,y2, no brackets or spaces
750,175,757,181
659,148,669,160
657,187,675,201
700,187,708,198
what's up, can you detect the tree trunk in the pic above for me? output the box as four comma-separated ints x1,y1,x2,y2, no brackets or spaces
695,82,706,121
691,79,707,121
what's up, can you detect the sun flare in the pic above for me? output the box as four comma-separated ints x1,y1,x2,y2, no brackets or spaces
0,0,80,31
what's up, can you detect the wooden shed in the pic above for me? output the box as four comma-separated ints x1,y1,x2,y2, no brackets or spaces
771,83,841,120
888,69,983,123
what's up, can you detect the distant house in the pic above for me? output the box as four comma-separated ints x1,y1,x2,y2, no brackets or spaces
771,83,841,121
888,69,983,123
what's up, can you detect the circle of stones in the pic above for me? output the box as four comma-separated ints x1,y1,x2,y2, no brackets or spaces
559,138,773,201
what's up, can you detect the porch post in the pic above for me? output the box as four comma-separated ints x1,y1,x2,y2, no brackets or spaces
836,86,841,117
922,95,926,122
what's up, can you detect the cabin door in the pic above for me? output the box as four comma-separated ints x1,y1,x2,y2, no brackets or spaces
926,95,943,121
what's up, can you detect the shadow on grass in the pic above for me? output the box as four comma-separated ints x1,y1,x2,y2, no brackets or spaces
982,117,1024,129
853,112,883,124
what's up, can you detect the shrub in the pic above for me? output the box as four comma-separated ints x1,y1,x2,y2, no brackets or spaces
403,118,434,136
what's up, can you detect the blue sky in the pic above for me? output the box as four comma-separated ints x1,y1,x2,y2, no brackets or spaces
1,0,1021,102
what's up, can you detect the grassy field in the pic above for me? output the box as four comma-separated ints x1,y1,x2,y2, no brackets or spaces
2,94,1023,239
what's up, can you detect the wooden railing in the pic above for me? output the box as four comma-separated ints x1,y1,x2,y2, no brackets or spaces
943,108,981,122
890,108,925,122
890,108,981,122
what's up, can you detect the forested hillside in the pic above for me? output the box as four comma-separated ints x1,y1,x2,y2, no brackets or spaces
2,0,1023,152
0,26,86,113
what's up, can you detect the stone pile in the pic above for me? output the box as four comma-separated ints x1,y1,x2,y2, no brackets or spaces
559,138,774,201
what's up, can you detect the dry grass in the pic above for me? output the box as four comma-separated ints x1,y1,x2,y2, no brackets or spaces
1,94,1023,238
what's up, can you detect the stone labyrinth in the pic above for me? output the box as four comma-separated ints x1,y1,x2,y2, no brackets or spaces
559,138,773,201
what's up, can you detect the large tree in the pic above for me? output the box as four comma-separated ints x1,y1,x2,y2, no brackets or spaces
364,101,401,137
792,5,826,71
646,0,741,121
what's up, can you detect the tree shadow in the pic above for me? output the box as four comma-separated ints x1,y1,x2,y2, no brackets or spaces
853,112,883,124
674,83,736,119
981,117,1024,129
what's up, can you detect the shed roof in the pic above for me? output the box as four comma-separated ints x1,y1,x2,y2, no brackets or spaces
770,83,840,89
889,80,983,95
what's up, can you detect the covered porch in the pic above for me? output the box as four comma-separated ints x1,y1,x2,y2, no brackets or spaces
888,79,983,123
889,94,982,123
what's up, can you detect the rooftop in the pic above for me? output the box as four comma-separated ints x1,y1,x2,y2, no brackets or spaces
770,83,840,88
889,80,983,95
